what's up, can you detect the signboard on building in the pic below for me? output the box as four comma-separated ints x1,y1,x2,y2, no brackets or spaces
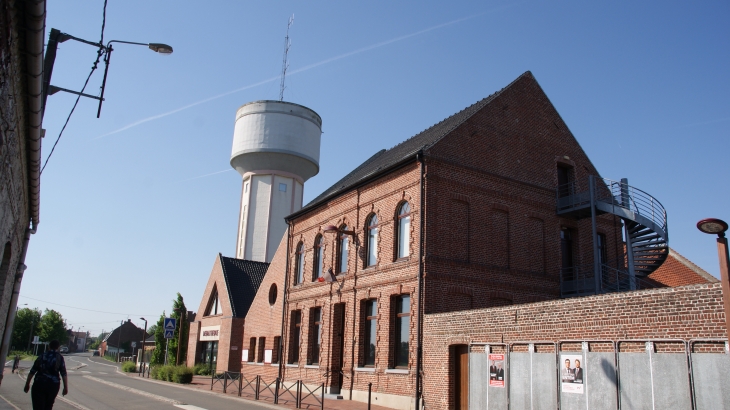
200,325,220,341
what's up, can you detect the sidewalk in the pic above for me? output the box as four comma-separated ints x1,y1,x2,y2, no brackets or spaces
126,370,393,410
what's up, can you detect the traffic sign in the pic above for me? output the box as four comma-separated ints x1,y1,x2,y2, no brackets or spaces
164,317,177,331
164,329,174,339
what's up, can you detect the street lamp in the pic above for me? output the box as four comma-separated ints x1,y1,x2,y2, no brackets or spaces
139,318,147,365
42,28,174,118
696,218,730,337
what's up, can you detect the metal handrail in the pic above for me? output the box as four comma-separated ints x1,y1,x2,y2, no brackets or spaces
556,178,668,235
560,262,662,296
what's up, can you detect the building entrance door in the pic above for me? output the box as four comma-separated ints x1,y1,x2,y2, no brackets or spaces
452,344,469,410
329,303,346,394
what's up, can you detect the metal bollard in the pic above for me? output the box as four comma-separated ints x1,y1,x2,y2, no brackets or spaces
320,383,324,410
255,375,261,400
274,378,280,404
368,382,372,410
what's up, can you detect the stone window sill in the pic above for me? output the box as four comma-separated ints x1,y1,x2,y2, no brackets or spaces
304,365,319,369
285,364,299,368
385,368,409,374
354,367,376,373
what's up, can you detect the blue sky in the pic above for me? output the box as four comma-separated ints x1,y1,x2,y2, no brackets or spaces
24,0,729,335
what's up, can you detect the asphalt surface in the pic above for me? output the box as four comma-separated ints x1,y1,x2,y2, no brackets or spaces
0,353,273,410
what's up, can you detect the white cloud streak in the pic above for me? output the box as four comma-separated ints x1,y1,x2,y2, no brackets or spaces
93,10,501,140
177,168,234,183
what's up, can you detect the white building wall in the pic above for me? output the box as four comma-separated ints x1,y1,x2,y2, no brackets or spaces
245,175,272,262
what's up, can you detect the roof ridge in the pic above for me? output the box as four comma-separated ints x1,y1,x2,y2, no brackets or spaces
298,72,533,214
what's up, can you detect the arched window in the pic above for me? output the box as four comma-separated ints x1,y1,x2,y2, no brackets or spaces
312,235,324,281
295,242,304,285
337,225,349,274
396,202,411,258
366,214,378,267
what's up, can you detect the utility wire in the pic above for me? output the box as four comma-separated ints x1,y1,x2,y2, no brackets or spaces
19,295,154,317
40,0,109,174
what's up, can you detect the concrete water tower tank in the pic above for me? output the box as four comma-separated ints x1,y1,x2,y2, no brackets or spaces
231,100,322,262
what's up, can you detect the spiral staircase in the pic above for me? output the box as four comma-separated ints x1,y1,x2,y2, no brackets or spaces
556,176,669,297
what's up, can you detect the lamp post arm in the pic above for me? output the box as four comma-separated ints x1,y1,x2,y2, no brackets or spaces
58,32,104,49
717,236,730,337
107,40,149,48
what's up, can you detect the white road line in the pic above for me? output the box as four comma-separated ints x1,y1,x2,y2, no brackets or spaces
80,371,91,374
0,394,21,410
174,405,208,410
57,395,92,410
86,357,120,371
83,376,185,405
98,372,107,374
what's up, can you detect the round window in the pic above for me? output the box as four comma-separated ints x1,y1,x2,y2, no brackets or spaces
268,283,278,305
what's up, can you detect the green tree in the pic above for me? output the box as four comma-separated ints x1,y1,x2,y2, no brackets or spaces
38,309,67,344
11,308,41,351
168,293,188,365
150,313,166,365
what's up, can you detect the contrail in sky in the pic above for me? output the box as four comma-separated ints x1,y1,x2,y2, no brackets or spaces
94,8,511,140
177,168,234,183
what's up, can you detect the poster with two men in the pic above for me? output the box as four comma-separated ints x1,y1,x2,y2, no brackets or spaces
561,354,584,394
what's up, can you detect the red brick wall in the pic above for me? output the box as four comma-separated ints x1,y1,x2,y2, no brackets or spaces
423,72,624,314
423,283,727,410
240,235,289,380
280,164,422,399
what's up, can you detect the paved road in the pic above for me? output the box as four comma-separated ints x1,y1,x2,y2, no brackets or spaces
0,353,273,410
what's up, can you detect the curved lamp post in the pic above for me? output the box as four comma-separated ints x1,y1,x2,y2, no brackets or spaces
42,28,173,118
696,218,730,336
139,317,147,365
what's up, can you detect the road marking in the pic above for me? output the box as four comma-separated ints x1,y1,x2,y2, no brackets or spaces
98,372,107,374
57,396,92,410
0,394,21,410
84,376,185,405
86,357,120,371
175,406,208,410
80,371,91,374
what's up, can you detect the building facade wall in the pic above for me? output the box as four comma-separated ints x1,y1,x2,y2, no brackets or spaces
280,163,422,408
422,73,624,314
186,255,243,371
240,235,288,380
0,0,32,354
422,283,728,410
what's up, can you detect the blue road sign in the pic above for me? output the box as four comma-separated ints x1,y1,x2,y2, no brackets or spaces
164,317,177,331
164,329,174,339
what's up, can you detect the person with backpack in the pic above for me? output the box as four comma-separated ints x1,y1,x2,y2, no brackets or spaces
23,340,68,409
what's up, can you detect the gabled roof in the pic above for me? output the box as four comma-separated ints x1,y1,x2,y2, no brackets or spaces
648,248,718,287
291,71,534,218
219,254,270,318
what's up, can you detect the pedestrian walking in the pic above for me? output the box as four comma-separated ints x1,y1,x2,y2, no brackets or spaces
11,354,19,373
23,340,68,410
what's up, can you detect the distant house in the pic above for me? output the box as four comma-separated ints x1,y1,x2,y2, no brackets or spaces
99,320,148,358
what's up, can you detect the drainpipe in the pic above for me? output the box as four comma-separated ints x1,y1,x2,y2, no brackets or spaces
0,226,36,385
278,222,292,382
415,152,426,410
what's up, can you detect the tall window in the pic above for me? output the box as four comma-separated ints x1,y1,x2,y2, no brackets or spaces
393,295,410,368
337,225,349,273
366,214,378,267
295,242,304,285
248,337,256,362
362,299,377,367
557,165,574,198
288,310,301,364
272,336,281,364
205,289,221,316
308,308,322,365
312,235,324,281
597,233,607,266
397,202,411,259
257,337,266,363
561,229,574,281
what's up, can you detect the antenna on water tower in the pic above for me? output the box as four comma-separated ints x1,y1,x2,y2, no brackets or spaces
279,15,294,101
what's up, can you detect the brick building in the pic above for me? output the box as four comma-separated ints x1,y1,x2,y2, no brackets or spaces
0,0,44,383
186,254,269,372
188,71,723,409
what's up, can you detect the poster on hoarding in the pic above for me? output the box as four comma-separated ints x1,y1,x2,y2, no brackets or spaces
488,354,505,387
560,354,584,394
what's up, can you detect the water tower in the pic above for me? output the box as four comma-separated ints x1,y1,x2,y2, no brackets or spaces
231,100,322,262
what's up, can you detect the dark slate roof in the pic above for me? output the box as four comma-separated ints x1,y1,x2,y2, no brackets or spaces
219,254,270,318
292,71,533,217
